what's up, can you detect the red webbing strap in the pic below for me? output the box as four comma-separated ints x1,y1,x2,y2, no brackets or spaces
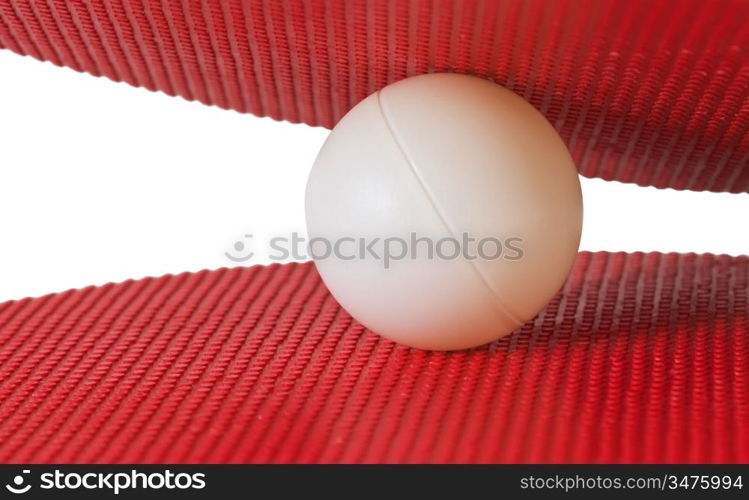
0,0,747,193
0,252,746,463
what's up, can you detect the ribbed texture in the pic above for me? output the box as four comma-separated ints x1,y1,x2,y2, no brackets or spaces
0,0,748,193
0,252,747,463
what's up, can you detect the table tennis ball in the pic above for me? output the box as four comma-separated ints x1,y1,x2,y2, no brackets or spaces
305,73,582,350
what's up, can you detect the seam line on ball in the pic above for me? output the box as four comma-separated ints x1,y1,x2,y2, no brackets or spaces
375,90,525,328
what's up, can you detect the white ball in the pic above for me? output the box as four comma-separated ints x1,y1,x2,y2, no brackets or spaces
305,73,582,350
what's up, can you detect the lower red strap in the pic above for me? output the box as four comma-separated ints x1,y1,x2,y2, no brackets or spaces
0,252,746,463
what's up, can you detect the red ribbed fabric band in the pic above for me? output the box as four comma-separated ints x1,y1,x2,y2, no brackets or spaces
0,253,747,463
0,0,747,193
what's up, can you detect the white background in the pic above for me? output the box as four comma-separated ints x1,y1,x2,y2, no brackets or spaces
1,50,747,303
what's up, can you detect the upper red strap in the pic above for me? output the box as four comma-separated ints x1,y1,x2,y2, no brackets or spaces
0,0,747,193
